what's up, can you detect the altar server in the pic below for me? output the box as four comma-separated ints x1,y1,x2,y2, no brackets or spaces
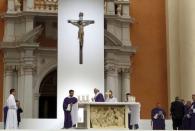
151,103,166,130
190,94,195,130
63,90,78,129
93,88,105,102
105,90,117,102
16,100,23,127
6,88,18,129
125,93,140,129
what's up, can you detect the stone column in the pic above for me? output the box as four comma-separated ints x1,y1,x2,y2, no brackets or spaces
105,66,119,99
166,0,181,103
3,65,14,104
166,0,195,102
121,68,130,101
178,0,195,100
17,66,25,112
22,49,36,118
23,65,34,118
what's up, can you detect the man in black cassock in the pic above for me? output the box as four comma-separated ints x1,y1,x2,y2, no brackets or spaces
170,97,185,130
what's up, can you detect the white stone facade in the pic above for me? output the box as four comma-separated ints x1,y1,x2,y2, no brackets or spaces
0,0,135,118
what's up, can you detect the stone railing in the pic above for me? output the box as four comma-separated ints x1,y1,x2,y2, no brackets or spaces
34,0,58,12
6,0,129,15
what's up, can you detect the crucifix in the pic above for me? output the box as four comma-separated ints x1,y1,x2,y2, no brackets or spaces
68,12,95,64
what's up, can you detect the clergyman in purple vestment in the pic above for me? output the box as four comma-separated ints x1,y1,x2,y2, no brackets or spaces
93,88,104,102
151,103,166,130
182,101,191,130
63,90,78,129
190,94,195,130
3,106,8,129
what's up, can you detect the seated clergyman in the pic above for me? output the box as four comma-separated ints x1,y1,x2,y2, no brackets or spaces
105,90,117,102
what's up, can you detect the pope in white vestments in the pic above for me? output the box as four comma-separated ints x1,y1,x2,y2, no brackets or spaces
105,90,117,102
6,89,18,129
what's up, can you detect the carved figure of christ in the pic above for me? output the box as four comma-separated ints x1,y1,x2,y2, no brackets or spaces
68,12,95,64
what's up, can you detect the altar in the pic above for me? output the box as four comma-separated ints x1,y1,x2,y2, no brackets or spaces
77,102,140,129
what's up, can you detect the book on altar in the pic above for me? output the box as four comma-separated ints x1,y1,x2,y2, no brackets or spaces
66,104,72,111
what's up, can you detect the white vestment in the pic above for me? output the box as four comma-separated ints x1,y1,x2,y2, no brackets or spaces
129,103,141,125
105,97,117,102
6,94,18,129
70,102,78,126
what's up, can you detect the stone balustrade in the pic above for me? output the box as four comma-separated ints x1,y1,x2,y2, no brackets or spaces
6,0,129,16
34,0,58,12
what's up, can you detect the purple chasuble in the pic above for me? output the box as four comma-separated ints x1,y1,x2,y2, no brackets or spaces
3,106,8,129
151,107,166,130
94,93,105,102
63,96,77,128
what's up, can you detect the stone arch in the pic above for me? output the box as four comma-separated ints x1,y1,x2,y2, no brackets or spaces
38,68,57,118
33,64,57,118
34,64,57,94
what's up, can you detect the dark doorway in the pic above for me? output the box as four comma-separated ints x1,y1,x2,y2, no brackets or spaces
39,69,57,118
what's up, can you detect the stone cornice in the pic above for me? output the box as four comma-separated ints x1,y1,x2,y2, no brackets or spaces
115,1,130,5
104,45,136,54
0,11,57,19
0,42,39,49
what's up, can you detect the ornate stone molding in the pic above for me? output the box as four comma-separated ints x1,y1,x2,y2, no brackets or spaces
105,64,117,74
34,0,58,12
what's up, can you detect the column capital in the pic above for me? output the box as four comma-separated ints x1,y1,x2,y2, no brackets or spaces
105,64,118,76
117,63,130,73
121,68,130,73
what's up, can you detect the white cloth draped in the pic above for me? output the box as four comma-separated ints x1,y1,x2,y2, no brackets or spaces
71,102,78,126
129,104,141,125
6,94,18,129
